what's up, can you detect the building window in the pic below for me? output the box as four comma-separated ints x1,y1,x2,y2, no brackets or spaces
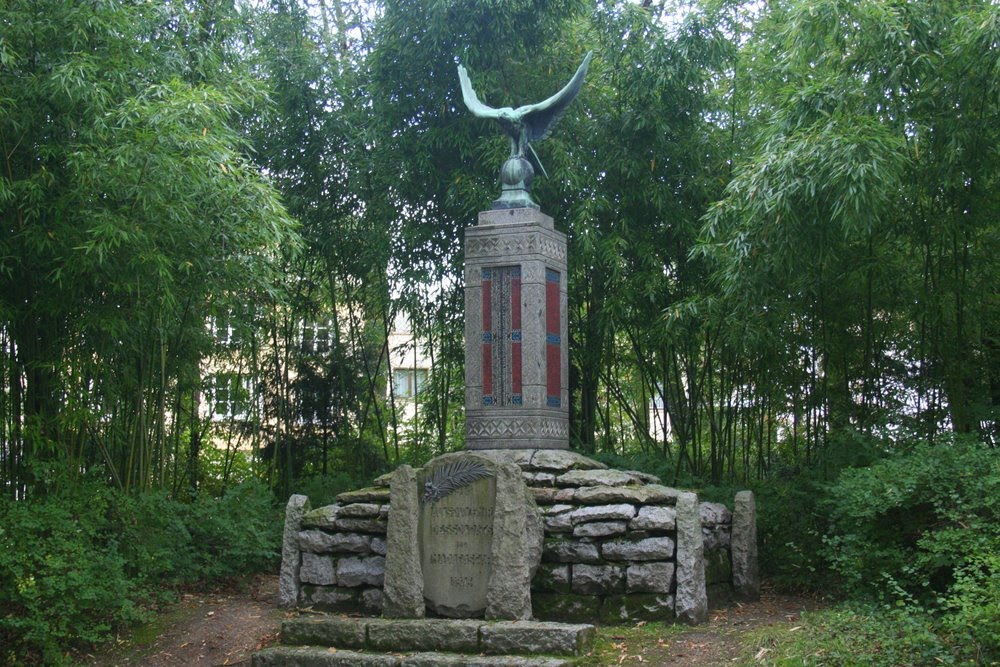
301,320,333,354
393,369,428,398
210,313,241,347
207,373,252,420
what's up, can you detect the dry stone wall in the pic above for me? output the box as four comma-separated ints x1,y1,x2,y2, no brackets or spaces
279,449,756,625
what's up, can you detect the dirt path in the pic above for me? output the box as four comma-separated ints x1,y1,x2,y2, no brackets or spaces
86,575,288,667
87,579,821,666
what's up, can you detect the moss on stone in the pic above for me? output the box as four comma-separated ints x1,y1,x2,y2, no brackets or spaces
532,593,601,623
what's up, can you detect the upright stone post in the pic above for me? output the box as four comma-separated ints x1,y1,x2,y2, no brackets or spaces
278,494,310,608
464,208,568,450
382,465,424,618
674,491,708,624
732,490,760,601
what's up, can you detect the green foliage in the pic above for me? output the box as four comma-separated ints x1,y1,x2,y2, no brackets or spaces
739,606,961,666
823,439,999,602
0,475,280,663
751,476,832,592
820,439,1000,661
0,477,141,664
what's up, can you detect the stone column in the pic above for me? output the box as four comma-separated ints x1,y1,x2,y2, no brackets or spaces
732,490,760,601
382,465,424,617
278,494,310,608
674,492,708,624
464,208,568,450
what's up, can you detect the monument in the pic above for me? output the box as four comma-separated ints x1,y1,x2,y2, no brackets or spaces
255,51,758,666
460,52,591,451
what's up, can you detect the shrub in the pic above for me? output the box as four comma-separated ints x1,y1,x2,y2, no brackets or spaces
822,438,1000,606
0,480,144,664
0,476,281,664
821,437,1000,663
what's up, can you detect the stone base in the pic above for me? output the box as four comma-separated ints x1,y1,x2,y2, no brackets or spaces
253,617,595,666
277,448,757,634
253,646,574,667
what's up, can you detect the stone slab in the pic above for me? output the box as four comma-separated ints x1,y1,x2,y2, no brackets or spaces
300,553,337,586
542,538,600,564
626,562,675,594
337,487,392,503
573,484,681,505
298,585,358,610
467,449,536,469
419,454,498,618
361,588,383,614
486,461,536,620
298,530,372,555
699,501,732,526
340,502,381,518
532,563,571,593
301,504,339,529
568,503,636,524
367,619,480,652
479,621,596,656
571,564,625,595
252,646,400,667
572,521,627,538
280,617,367,648
528,450,607,472
629,506,677,532
555,469,648,487
401,654,572,667
337,555,385,587
602,536,675,561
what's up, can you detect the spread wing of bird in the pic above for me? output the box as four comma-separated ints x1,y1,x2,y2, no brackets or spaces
458,64,504,119
516,51,593,142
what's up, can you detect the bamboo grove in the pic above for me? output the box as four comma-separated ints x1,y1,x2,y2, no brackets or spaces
1,0,997,499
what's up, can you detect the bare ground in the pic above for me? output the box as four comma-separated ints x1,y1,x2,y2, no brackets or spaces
84,574,288,667
85,579,822,666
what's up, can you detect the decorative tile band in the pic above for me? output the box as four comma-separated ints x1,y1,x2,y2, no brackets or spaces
546,268,561,408
482,265,523,408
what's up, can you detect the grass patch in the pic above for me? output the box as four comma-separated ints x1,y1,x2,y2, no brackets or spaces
580,621,687,665
735,606,972,666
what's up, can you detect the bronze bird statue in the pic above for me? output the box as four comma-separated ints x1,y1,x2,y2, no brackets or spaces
458,51,593,210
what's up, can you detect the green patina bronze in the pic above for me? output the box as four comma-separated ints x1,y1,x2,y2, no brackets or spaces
458,52,593,210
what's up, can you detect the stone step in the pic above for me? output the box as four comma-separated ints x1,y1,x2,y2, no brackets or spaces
252,646,575,667
279,617,595,657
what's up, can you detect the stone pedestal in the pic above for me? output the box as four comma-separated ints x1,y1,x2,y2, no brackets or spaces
464,208,569,450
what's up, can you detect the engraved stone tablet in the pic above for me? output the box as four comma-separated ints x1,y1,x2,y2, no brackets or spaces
418,456,497,617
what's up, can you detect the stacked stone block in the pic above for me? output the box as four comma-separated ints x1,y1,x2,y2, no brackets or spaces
279,449,756,625
291,486,390,614
522,461,680,623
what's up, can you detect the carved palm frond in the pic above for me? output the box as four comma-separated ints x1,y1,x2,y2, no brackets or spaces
422,459,493,504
